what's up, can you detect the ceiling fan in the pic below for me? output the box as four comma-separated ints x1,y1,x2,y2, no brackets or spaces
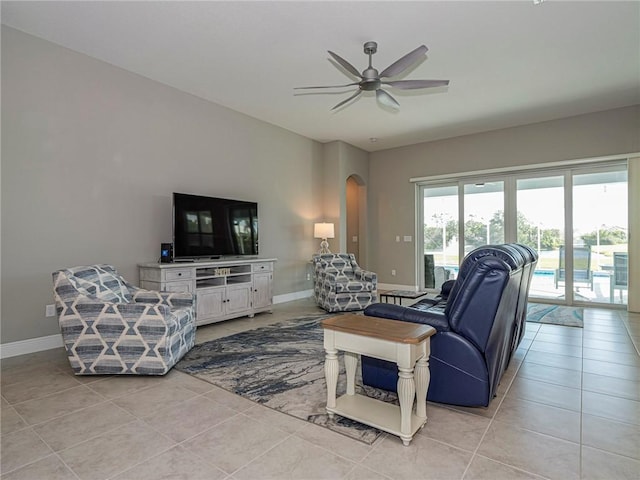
295,41,449,111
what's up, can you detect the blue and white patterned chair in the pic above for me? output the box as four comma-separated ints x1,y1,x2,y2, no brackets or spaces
312,253,377,312
52,264,196,375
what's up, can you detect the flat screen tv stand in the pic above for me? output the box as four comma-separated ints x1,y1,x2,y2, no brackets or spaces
138,258,276,326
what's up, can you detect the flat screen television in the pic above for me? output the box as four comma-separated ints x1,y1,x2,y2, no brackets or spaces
173,192,258,260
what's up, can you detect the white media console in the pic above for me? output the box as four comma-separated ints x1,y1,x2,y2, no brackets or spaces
138,258,276,326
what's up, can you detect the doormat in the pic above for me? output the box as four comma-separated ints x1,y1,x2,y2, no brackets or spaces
526,302,584,328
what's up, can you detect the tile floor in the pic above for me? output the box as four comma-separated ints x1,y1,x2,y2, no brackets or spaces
1,298,639,480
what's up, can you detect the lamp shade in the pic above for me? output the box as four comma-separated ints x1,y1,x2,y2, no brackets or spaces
314,222,335,239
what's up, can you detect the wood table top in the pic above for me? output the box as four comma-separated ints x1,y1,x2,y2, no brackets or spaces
322,314,436,344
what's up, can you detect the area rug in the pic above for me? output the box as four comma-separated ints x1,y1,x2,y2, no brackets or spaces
526,302,584,328
175,314,396,444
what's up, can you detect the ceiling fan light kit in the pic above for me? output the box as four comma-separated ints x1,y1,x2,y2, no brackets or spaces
295,41,449,111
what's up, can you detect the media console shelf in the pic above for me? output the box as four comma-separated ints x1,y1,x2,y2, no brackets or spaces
138,258,276,327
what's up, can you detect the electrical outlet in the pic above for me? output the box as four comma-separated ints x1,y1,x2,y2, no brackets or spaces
391,269,396,276
45,304,56,317
403,235,412,242
395,236,400,242
306,273,311,281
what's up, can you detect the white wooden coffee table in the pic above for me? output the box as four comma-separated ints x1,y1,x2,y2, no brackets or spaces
322,314,436,446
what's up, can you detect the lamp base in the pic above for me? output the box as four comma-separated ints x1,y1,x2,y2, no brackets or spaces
318,239,332,254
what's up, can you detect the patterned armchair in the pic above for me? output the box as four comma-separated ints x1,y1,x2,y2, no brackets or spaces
52,264,196,375
312,253,377,312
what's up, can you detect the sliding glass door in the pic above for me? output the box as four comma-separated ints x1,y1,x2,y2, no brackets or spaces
571,168,628,305
516,176,564,301
418,162,628,306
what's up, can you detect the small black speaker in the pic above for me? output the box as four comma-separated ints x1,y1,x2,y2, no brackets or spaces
160,243,173,263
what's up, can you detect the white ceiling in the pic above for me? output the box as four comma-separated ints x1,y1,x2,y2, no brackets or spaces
2,1,639,152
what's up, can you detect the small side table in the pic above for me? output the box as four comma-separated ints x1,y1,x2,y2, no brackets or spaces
379,290,431,305
322,314,436,446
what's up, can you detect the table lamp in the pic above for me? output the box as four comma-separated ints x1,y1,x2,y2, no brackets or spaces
314,223,335,254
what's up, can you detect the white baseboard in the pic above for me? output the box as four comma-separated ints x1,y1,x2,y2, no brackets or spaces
1,290,315,359
274,289,314,304
0,334,64,359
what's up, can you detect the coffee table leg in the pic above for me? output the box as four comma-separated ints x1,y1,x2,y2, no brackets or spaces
397,366,416,446
414,355,430,419
324,347,339,418
344,352,358,396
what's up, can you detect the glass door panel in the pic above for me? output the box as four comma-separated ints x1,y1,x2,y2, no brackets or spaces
422,185,459,289
463,181,504,254
572,169,628,304
516,176,565,300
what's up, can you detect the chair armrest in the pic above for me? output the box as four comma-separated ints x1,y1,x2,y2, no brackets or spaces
131,288,194,309
364,303,450,332
353,267,377,283
61,297,172,325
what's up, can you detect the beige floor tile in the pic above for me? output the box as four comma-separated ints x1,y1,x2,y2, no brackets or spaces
293,421,372,463
582,413,640,460
364,433,472,480
580,446,640,480
85,375,162,399
182,414,289,474
493,396,581,443
1,362,65,387
523,350,583,371
33,401,136,451
112,445,227,480
464,455,546,480
0,454,76,480
582,358,640,382
582,337,637,354
582,390,640,426
1,371,81,404
164,369,216,394
528,340,583,358
233,435,356,480
477,419,580,480
516,361,582,389
417,404,491,452
243,403,307,435
13,385,105,425
0,428,53,475
57,420,175,480
582,346,640,367
142,394,238,442
113,383,198,417
204,386,257,412
345,465,393,480
1,405,28,435
506,375,581,411
532,331,582,346
0,349,68,372
582,372,640,402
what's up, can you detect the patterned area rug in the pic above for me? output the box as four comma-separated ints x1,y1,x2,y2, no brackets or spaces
526,302,584,328
175,314,396,444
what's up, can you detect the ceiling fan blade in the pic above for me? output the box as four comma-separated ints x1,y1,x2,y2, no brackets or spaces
382,79,450,90
376,89,400,110
379,45,428,78
328,50,362,78
331,89,363,111
294,82,360,90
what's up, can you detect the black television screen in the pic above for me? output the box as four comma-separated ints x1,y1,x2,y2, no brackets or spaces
173,193,258,259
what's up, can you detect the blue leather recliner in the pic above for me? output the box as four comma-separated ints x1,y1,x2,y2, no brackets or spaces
361,244,538,407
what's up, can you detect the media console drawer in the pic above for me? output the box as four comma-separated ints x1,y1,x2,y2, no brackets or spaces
166,269,193,281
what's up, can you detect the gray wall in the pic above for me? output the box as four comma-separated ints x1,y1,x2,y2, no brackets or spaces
369,105,640,286
1,27,326,344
